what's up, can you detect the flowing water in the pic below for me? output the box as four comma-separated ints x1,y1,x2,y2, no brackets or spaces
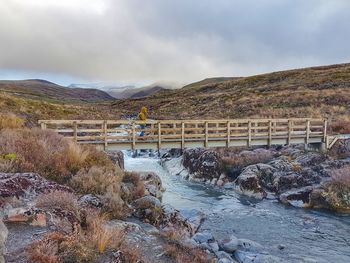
124,154,350,263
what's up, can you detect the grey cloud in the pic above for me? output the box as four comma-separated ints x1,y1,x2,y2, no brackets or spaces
0,0,349,84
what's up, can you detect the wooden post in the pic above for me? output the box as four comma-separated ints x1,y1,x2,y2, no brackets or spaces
205,121,208,148
132,122,136,150
248,120,251,147
158,122,161,151
173,123,176,135
103,120,108,150
181,122,185,150
268,120,272,147
287,120,292,145
73,121,77,143
323,119,328,143
306,120,310,144
226,121,231,147
40,122,47,130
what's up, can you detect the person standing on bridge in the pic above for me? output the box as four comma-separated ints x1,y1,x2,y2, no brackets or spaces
138,106,148,136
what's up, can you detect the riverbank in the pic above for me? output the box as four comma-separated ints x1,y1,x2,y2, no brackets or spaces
125,150,350,263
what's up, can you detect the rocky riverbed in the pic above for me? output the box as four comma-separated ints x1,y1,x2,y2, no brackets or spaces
125,143,350,263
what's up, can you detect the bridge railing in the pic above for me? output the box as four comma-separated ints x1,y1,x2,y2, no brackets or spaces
38,118,327,150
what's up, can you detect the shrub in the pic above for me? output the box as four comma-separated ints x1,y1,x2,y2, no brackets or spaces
322,166,350,211
0,113,24,130
164,243,213,263
122,172,145,202
0,128,115,183
27,213,128,263
70,166,122,195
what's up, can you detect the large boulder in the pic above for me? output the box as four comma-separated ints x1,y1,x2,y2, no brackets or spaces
234,164,275,199
0,173,72,204
279,186,316,208
139,172,164,199
183,149,222,179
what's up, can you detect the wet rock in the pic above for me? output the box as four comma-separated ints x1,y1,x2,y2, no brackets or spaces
237,239,264,253
234,251,282,263
192,232,214,244
107,150,124,170
162,206,205,236
139,172,164,199
220,235,239,253
279,186,316,207
234,164,275,199
0,220,8,263
0,173,72,202
216,251,237,263
209,241,219,252
78,194,103,208
217,179,225,187
183,149,222,179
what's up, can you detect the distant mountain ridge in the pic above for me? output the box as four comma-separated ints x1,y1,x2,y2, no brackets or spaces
0,79,114,103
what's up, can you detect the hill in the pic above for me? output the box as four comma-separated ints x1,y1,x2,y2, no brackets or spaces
0,79,115,103
112,63,350,125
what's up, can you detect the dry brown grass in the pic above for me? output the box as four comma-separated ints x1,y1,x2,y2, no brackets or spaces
330,120,350,134
164,243,213,263
122,172,146,202
321,166,350,211
0,128,115,183
70,166,129,219
160,229,214,263
27,213,129,263
0,113,24,130
70,166,122,195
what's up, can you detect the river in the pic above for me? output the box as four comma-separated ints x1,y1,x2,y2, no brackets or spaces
124,154,350,263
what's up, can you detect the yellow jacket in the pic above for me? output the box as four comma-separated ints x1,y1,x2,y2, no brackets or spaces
138,107,147,121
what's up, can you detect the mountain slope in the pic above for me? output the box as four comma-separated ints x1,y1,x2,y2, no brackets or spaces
0,79,115,103
112,63,350,122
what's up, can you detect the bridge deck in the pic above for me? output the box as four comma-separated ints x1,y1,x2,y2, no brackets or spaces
39,118,328,150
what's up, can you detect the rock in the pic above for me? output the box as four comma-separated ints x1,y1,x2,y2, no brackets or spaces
310,185,350,212
234,251,282,263
295,153,327,167
183,149,222,179
219,174,226,180
30,212,46,227
217,179,224,186
237,239,264,253
0,220,8,263
279,186,316,208
192,232,214,244
215,251,237,262
139,172,164,199
209,241,219,252
107,151,124,170
5,207,29,222
234,164,275,199
211,178,218,185
132,196,161,210
78,194,103,208
220,235,239,253
277,244,286,250
0,173,72,202
268,157,294,172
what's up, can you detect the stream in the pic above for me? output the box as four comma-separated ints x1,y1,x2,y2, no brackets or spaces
124,154,350,263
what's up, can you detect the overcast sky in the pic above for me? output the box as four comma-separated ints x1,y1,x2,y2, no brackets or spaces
0,0,350,86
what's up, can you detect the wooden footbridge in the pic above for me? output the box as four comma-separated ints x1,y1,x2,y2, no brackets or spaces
38,118,343,151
